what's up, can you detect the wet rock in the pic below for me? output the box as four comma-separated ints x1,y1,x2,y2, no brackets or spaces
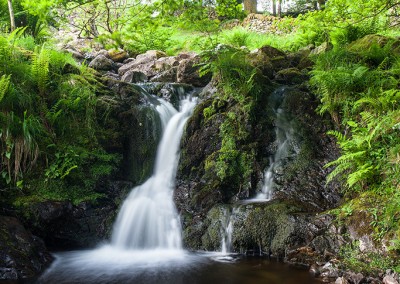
287,246,321,266
121,70,148,83
19,179,133,249
274,67,308,85
177,56,211,87
248,51,274,78
320,262,341,279
88,54,115,71
150,67,178,83
0,216,53,280
310,264,321,277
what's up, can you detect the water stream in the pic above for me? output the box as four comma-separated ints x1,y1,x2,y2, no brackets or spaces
36,88,318,284
111,97,195,250
253,87,298,201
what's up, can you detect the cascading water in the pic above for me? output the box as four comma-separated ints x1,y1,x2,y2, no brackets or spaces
254,87,298,201
220,208,234,255
111,96,197,250
37,87,320,284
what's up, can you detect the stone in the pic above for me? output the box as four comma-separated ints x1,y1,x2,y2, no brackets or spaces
65,48,85,60
21,199,123,248
309,264,321,277
121,70,148,83
274,68,307,85
335,277,349,284
108,49,129,63
348,34,390,52
176,56,211,87
0,216,52,280
383,275,399,284
344,272,364,284
310,42,333,56
150,67,178,83
88,54,115,71
118,50,168,78
154,56,180,72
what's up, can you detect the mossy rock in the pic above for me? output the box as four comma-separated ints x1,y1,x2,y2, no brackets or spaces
199,201,314,256
274,68,308,85
347,34,390,53
108,49,129,63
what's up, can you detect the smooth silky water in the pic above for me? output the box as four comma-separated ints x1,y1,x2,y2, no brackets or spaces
36,94,320,284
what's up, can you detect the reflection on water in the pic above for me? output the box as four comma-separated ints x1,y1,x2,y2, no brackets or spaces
36,247,320,284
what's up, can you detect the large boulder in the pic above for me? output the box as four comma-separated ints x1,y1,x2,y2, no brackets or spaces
88,54,115,71
118,50,167,77
0,216,52,280
176,56,212,87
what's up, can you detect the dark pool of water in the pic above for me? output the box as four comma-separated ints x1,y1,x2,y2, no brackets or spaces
31,247,321,284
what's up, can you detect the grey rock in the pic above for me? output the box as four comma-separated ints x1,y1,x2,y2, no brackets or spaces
335,277,349,284
383,275,399,284
0,216,52,280
310,42,333,56
88,54,115,71
150,67,177,83
176,56,211,87
121,70,148,83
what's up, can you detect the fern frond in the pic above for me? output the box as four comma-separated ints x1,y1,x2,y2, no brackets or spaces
326,162,353,184
354,97,381,110
347,164,374,187
0,75,10,103
31,46,50,96
325,150,366,168
327,130,346,142
352,65,369,80
6,27,27,44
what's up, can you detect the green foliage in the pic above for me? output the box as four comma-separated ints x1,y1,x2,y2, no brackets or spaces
0,74,10,102
201,46,267,186
0,31,118,204
340,241,400,274
313,36,400,262
215,0,245,20
31,46,50,96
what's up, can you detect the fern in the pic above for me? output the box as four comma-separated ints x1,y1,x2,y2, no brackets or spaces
0,75,10,103
31,46,50,96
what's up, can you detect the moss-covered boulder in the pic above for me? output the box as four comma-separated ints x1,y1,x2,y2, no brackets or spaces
274,67,308,85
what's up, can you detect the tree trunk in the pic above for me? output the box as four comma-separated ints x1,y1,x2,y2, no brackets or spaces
7,0,16,31
271,0,276,16
243,0,257,13
277,0,282,17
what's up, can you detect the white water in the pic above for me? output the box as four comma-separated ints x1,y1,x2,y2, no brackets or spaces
221,208,234,255
253,87,297,201
111,96,197,250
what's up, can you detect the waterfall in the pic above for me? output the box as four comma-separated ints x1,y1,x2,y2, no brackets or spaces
255,87,297,201
111,96,197,250
220,209,234,254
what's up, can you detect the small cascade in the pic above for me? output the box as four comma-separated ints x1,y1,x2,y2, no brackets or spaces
111,96,197,250
220,207,241,255
254,87,298,201
220,209,234,254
